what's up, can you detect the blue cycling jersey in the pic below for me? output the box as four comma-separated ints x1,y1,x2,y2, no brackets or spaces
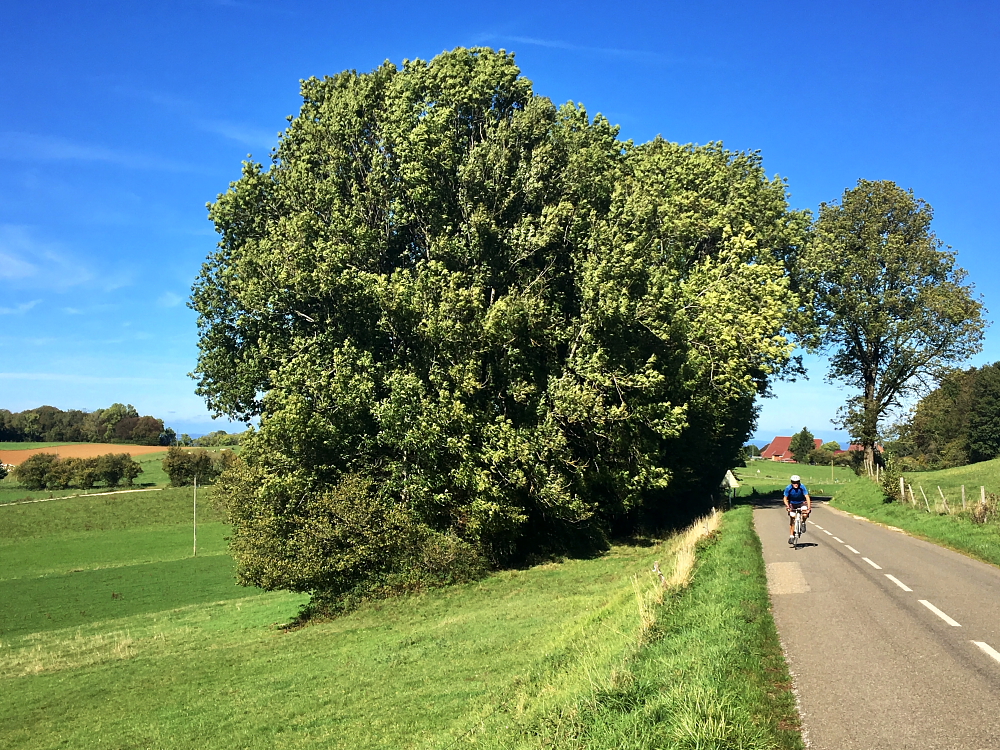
784,484,809,503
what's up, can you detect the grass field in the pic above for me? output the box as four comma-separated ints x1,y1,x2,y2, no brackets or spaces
901,458,1000,505
829,462,1000,570
734,460,859,498
0,485,801,749
0,442,75,451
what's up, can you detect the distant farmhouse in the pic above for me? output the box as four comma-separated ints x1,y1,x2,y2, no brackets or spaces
759,436,877,463
759,436,821,462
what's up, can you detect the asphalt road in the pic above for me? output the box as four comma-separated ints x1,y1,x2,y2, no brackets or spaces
755,500,1000,750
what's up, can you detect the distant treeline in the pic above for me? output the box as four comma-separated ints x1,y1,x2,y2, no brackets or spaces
891,362,1000,470
0,404,174,446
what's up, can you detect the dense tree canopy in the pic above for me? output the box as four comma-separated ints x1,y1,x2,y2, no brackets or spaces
891,363,1000,469
192,47,809,605
805,180,986,466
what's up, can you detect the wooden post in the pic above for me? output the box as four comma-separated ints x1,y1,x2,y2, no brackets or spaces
908,484,916,506
982,486,987,516
193,475,198,557
962,485,966,511
920,485,931,512
900,477,905,504
937,486,950,513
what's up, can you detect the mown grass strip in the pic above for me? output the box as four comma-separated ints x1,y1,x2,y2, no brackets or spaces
831,480,1000,569
456,506,803,750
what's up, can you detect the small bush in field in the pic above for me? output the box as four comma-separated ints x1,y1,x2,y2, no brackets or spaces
162,447,231,486
12,453,60,490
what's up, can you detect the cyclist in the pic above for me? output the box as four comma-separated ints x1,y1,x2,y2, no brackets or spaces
784,475,812,545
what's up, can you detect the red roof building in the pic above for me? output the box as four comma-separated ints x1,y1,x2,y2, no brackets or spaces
759,436,822,462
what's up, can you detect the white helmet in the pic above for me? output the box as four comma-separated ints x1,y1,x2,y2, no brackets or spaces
790,475,801,483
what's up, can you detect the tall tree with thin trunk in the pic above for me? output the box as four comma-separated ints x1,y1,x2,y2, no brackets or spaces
805,179,987,467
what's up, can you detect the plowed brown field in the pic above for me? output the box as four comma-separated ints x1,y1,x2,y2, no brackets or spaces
0,444,169,465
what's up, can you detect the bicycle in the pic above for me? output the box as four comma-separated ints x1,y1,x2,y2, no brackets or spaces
788,507,806,546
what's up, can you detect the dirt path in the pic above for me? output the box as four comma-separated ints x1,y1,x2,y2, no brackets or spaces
0,487,166,507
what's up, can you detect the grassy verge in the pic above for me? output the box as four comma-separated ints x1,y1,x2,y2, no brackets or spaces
830,480,1000,569
1,491,801,749
459,506,803,749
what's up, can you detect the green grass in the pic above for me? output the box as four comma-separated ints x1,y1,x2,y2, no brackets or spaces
1,489,802,749
830,478,1000,569
901,457,1000,504
462,506,803,749
734,460,858,499
0,442,77,450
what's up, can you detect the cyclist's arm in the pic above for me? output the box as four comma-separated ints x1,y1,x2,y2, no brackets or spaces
804,493,812,512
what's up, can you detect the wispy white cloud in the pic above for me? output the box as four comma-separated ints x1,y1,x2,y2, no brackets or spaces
0,225,96,290
157,291,185,308
1,132,200,172
477,34,723,68
0,299,41,314
195,119,277,149
484,34,661,62
0,249,38,279
122,88,279,150
0,372,174,385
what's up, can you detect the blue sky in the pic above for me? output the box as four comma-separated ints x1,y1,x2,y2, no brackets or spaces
1,0,997,440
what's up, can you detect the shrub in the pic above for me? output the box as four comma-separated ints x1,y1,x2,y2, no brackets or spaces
12,453,59,490
162,447,222,486
879,460,903,503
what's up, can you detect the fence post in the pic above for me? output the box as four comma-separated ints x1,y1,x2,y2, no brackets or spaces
920,485,931,512
908,484,916,506
900,477,905,504
962,485,966,511
982,486,987,516
938,486,950,514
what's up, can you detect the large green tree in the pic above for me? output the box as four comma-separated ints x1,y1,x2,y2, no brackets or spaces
191,48,808,604
805,180,986,468
788,427,815,463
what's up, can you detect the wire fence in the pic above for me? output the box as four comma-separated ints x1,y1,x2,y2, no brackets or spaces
898,478,999,524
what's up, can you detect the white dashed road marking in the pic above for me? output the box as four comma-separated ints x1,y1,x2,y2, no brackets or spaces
919,600,962,627
862,558,882,569
973,642,1000,664
822,530,833,535
811,523,824,529
832,537,845,543
885,574,912,591
845,545,860,554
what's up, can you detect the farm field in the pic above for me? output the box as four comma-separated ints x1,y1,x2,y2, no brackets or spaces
735,460,858,498
0,488,800,749
0,445,236,504
0,442,176,465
